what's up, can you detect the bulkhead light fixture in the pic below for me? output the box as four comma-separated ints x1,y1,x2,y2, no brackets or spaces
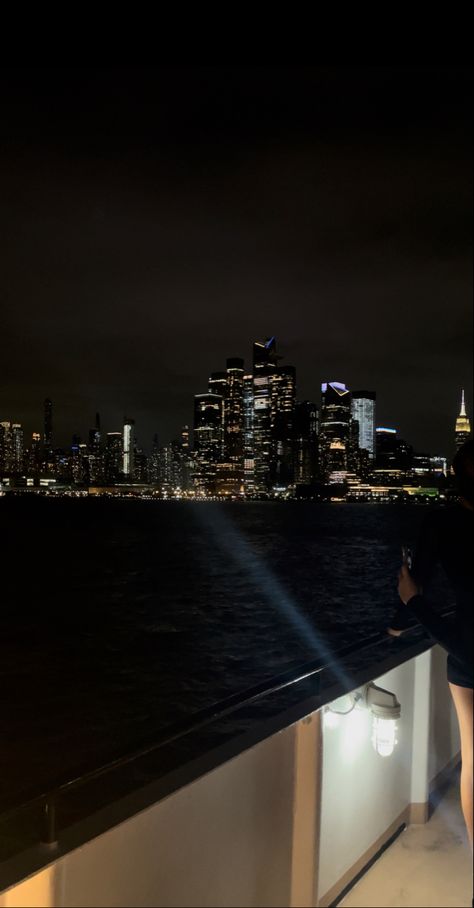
324,682,401,757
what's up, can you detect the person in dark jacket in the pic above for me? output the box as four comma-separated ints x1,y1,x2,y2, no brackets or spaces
398,438,473,850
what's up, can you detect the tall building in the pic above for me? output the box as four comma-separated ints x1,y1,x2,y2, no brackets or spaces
133,446,149,483
294,401,318,486
319,382,352,479
28,432,42,480
88,412,101,454
252,369,273,493
351,391,376,459
243,373,255,495
252,337,296,492
44,398,53,450
455,389,471,451
207,357,247,496
224,358,245,472
271,365,296,486
193,393,224,495
375,427,398,466
149,434,160,486
123,418,135,479
11,424,24,474
106,432,123,484
0,421,13,474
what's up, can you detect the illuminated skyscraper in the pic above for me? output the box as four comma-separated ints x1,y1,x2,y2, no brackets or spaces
106,432,123,484
133,446,149,483
252,369,272,492
193,393,224,495
88,412,101,454
271,365,296,486
11,424,24,473
0,421,13,474
455,389,471,451
28,431,42,480
123,418,135,478
253,337,296,492
44,398,53,450
351,391,376,458
319,382,352,479
224,358,244,468
243,373,255,495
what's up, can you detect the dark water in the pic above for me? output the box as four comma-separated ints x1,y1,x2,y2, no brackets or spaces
0,499,450,807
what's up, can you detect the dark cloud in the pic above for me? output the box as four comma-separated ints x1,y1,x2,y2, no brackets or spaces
1,66,472,454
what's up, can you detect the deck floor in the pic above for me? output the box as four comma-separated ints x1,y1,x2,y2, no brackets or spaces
340,771,473,908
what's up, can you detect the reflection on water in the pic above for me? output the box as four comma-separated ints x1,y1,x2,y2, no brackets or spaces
0,499,450,804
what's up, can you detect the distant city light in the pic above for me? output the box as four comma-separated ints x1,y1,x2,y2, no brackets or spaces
0,345,469,500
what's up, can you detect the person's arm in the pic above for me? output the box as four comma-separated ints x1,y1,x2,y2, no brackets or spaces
411,512,441,590
398,564,472,665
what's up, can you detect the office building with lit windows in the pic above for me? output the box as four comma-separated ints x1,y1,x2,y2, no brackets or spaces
252,339,277,493
123,418,135,479
0,421,13,474
193,393,224,495
243,373,255,495
351,390,376,459
11,424,24,474
271,365,296,487
224,357,245,470
252,370,272,492
106,432,123,484
319,382,352,479
252,337,297,492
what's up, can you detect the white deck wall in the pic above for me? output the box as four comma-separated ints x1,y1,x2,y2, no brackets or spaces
317,647,459,902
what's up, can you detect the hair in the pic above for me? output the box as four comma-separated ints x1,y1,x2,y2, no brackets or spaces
452,438,474,479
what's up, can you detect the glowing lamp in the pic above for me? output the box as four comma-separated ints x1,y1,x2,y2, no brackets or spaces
363,682,400,757
371,716,398,757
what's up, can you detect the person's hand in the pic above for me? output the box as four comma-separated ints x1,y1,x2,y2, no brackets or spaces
398,563,421,605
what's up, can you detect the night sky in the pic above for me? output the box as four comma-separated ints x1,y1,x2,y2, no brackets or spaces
1,66,472,455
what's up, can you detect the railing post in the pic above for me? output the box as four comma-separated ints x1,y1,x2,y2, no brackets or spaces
41,796,58,848
290,709,323,908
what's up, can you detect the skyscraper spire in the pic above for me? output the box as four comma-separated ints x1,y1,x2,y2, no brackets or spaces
455,388,471,452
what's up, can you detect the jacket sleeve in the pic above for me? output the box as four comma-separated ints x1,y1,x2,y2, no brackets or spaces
412,513,441,589
406,594,473,666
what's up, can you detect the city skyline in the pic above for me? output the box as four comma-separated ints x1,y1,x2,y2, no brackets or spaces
1,331,470,500
1,67,472,457
1,342,470,458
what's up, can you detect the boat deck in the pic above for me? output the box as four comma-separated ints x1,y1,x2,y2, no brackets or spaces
340,768,472,908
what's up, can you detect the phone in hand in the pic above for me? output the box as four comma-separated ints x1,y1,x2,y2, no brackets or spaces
387,544,417,635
